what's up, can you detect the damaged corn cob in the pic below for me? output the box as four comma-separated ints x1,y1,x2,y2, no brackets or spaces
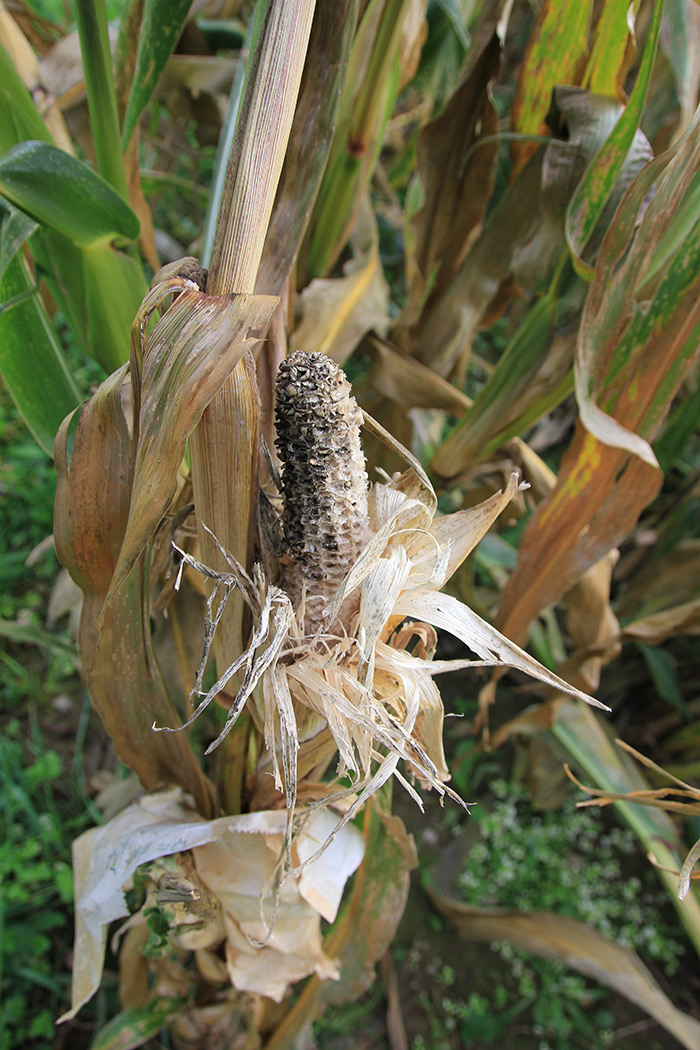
274,350,370,628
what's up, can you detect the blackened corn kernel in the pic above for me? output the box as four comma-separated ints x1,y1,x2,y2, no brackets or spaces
275,351,370,624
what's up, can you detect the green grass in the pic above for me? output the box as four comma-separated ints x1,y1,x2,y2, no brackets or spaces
0,397,58,621
0,389,96,1049
0,716,94,1050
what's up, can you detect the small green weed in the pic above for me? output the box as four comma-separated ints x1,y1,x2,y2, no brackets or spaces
459,780,685,970
0,396,58,620
0,718,93,1050
0,388,96,1048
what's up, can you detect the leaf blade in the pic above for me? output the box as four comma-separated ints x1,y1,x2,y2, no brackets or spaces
565,0,664,270
510,0,590,172
53,366,215,818
0,141,140,247
120,0,194,149
105,287,278,607
0,253,80,454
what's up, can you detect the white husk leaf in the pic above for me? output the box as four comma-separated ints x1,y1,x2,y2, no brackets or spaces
61,791,364,1019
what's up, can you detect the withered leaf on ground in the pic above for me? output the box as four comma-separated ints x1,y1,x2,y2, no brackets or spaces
431,893,700,1050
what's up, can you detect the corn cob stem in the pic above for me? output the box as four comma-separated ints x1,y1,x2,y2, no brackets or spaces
188,0,315,689
188,0,316,813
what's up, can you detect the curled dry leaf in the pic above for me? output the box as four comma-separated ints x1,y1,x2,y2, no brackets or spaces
622,598,700,644
565,738,700,903
107,276,278,607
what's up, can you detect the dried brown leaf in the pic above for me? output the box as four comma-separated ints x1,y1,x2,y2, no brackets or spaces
363,334,471,413
403,24,501,332
106,286,278,609
54,365,214,816
616,539,700,620
622,599,700,644
431,894,700,1050
256,0,359,296
410,151,544,375
290,197,389,365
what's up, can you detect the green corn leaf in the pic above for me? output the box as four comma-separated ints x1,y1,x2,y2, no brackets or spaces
510,0,589,173
0,254,81,455
121,0,195,149
433,0,469,50
654,376,700,470
0,619,79,663
31,230,146,373
91,998,187,1050
72,0,128,198
637,167,700,296
83,244,148,371
196,18,246,51
582,0,639,98
0,141,140,248
31,229,89,351
0,200,37,284
638,643,691,720
305,0,406,277
565,0,664,275
0,44,53,152
431,288,558,475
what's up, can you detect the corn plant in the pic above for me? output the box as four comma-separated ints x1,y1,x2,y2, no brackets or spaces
2,0,700,1047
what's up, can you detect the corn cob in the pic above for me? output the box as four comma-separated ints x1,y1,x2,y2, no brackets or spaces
274,351,370,629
